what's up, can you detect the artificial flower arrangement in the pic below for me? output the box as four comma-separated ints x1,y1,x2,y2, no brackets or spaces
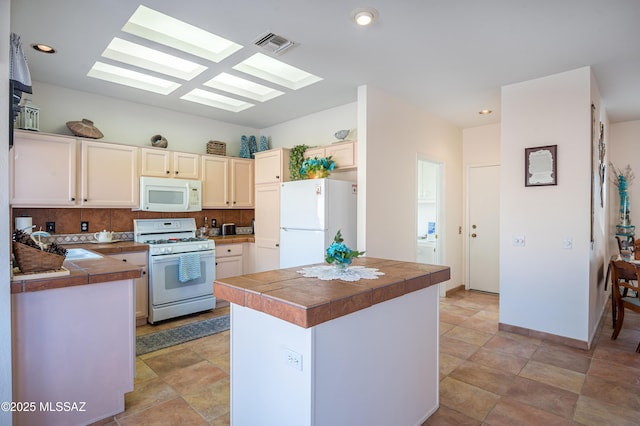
300,156,336,179
325,230,365,269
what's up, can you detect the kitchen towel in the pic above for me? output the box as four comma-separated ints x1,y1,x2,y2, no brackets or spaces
178,253,201,283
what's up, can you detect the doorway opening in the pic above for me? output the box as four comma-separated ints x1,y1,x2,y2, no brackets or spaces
416,158,443,280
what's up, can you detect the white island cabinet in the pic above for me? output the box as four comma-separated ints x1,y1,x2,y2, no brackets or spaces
11,257,139,426
215,257,450,426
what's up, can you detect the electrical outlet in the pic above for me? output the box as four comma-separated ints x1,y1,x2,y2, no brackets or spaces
46,222,55,233
512,235,525,247
284,349,302,371
80,221,89,232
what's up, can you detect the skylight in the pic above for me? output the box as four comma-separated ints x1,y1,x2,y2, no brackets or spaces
181,89,254,112
233,53,322,90
101,38,207,80
203,73,284,102
122,5,242,63
87,62,181,95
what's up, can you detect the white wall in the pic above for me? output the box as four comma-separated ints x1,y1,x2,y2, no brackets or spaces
27,81,259,156
261,102,357,149
500,67,606,344
2,0,14,421
358,85,463,291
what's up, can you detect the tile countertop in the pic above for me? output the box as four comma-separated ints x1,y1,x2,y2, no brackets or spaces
214,257,450,328
10,241,146,294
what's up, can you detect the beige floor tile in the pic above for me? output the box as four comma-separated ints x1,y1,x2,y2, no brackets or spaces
468,347,528,375
162,360,228,395
440,335,480,359
519,360,586,394
144,348,206,376
483,397,568,426
483,334,539,359
587,357,640,387
531,344,592,374
445,325,494,346
580,374,640,411
134,358,158,384
120,376,179,418
422,405,480,425
440,310,473,325
182,377,231,422
449,360,516,395
439,321,456,335
439,376,500,421
458,316,499,334
118,397,207,426
504,376,578,419
573,395,640,426
439,352,466,380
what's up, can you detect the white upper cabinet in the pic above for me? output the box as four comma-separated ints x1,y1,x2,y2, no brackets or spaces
140,148,200,179
11,131,77,207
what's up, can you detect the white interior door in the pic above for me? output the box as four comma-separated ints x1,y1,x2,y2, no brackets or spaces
468,165,500,293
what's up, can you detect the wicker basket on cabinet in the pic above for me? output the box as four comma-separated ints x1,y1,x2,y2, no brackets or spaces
207,140,226,156
13,242,65,273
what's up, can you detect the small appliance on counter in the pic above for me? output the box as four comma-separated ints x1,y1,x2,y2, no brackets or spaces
221,223,236,236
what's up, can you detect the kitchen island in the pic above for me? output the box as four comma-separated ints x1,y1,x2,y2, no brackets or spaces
10,250,142,426
214,257,450,426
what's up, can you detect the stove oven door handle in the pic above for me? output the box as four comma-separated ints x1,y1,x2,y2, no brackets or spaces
151,251,215,263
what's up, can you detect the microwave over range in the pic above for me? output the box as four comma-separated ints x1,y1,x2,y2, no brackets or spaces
139,176,202,212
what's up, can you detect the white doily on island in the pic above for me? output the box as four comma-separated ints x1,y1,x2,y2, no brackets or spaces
297,265,385,282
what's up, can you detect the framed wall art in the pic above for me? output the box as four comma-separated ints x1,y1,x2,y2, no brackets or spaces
525,145,557,187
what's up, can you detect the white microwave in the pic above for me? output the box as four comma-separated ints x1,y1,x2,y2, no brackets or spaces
139,176,202,212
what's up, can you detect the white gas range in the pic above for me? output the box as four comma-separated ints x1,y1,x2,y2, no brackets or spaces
134,218,216,324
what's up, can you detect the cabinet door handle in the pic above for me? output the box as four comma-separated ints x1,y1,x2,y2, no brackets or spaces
122,259,127,262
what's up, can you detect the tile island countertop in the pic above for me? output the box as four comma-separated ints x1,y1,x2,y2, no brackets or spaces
214,256,450,328
218,257,450,426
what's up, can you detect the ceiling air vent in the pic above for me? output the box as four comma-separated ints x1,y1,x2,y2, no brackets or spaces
254,32,295,55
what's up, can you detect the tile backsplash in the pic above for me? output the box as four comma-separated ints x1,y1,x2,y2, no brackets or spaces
11,208,255,235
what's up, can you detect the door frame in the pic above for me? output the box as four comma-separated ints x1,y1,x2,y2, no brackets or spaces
465,162,500,291
416,156,445,297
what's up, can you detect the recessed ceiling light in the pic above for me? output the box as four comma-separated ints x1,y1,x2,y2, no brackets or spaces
87,61,180,95
479,109,493,115
351,7,378,26
122,5,242,63
233,53,322,90
204,73,284,102
101,38,207,80
32,43,56,54
181,89,254,112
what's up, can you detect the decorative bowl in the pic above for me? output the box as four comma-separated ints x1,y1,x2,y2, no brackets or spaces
334,129,349,140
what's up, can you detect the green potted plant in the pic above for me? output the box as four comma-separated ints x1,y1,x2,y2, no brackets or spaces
289,144,309,180
301,156,336,179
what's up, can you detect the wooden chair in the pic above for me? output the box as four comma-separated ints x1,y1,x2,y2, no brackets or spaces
610,259,640,352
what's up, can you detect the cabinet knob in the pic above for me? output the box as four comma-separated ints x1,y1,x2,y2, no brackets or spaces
71,197,75,201
84,198,87,202
233,201,236,204
471,233,477,238
276,175,280,179
142,271,146,275
166,170,170,174
275,243,279,247
227,249,231,252
122,259,127,262
175,171,179,175
226,201,229,205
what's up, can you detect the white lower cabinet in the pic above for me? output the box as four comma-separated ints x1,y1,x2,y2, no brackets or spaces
216,243,243,279
107,251,149,326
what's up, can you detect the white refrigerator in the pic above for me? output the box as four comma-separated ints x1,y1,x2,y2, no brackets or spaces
280,178,357,268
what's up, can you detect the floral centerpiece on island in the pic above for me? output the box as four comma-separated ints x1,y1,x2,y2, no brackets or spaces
301,156,336,179
325,230,365,271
